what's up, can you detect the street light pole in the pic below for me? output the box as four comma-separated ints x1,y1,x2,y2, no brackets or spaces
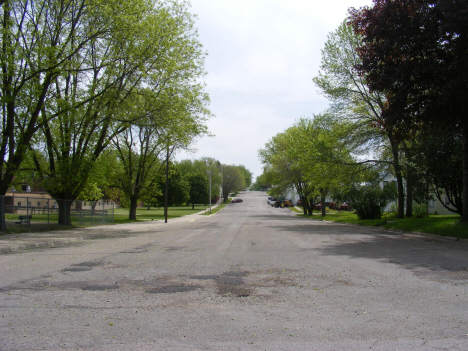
207,170,212,214
164,144,169,223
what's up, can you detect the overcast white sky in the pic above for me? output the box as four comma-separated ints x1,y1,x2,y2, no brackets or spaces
176,0,373,180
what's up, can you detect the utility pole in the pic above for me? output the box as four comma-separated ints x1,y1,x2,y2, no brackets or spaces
164,144,169,223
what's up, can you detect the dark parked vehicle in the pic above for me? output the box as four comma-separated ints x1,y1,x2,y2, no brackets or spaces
338,203,352,211
231,198,243,203
274,199,292,208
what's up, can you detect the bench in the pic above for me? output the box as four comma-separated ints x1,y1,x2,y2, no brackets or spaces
14,215,32,225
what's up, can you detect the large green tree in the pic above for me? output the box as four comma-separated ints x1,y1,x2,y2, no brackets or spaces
154,163,189,207
313,20,407,218
187,173,209,209
177,157,222,200
259,116,355,216
221,165,246,202
1,0,125,196
236,165,253,189
28,0,208,224
113,83,210,220
250,171,271,191
292,116,355,217
259,126,316,215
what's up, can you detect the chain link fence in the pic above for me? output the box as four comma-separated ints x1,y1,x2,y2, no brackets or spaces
0,195,114,233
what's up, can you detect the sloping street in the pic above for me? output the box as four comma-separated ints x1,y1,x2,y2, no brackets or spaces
1,191,467,350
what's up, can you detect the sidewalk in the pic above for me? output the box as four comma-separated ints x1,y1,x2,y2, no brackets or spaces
0,206,221,254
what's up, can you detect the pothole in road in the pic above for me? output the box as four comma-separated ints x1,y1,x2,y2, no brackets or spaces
215,277,244,286
217,283,251,298
190,271,251,297
224,271,248,277
120,248,149,254
146,286,200,294
82,285,119,291
164,246,187,252
190,275,219,280
120,244,157,254
72,261,104,267
62,267,92,272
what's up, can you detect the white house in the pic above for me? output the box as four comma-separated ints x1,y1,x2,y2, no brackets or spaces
381,176,456,215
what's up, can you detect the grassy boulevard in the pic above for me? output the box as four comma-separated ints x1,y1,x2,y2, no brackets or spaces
291,207,468,239
114,205,213,223
113,200,232,223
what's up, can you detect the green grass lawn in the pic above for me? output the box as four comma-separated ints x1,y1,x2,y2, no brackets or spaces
297,210,468,239
113,204,211,223
199,199,231,216
1,204,215,234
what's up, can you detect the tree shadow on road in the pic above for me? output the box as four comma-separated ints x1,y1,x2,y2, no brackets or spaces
259,216,468,281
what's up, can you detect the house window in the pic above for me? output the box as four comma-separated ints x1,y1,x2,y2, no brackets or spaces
429,200,435,209
444,196,451,206
37,202,41,207
27,202,31,207
17,202,21,207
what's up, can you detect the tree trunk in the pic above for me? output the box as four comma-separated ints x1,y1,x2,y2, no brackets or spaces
307,199,313,215
403,142,414,218
129,196,138,220
390,139,405,218
57,199,72,226
461,120,468,222
405,178,413,218
321,190,326,217
395,170,405,219
192,203,195,210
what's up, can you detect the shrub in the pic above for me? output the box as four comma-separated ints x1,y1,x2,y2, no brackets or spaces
413,204,428,218
343,183,397,220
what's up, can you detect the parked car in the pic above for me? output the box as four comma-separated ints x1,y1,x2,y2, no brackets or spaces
231,198,243,203
267,198,277,205
338,203,352,211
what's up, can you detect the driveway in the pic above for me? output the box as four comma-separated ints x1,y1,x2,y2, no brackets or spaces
1,191,467,350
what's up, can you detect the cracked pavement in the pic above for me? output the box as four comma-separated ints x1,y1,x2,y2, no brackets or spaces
1,191,467,350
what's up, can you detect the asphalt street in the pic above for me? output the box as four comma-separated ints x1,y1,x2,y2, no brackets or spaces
1,191,467,350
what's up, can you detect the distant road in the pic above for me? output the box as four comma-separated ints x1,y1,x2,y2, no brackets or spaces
1,191,467,350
